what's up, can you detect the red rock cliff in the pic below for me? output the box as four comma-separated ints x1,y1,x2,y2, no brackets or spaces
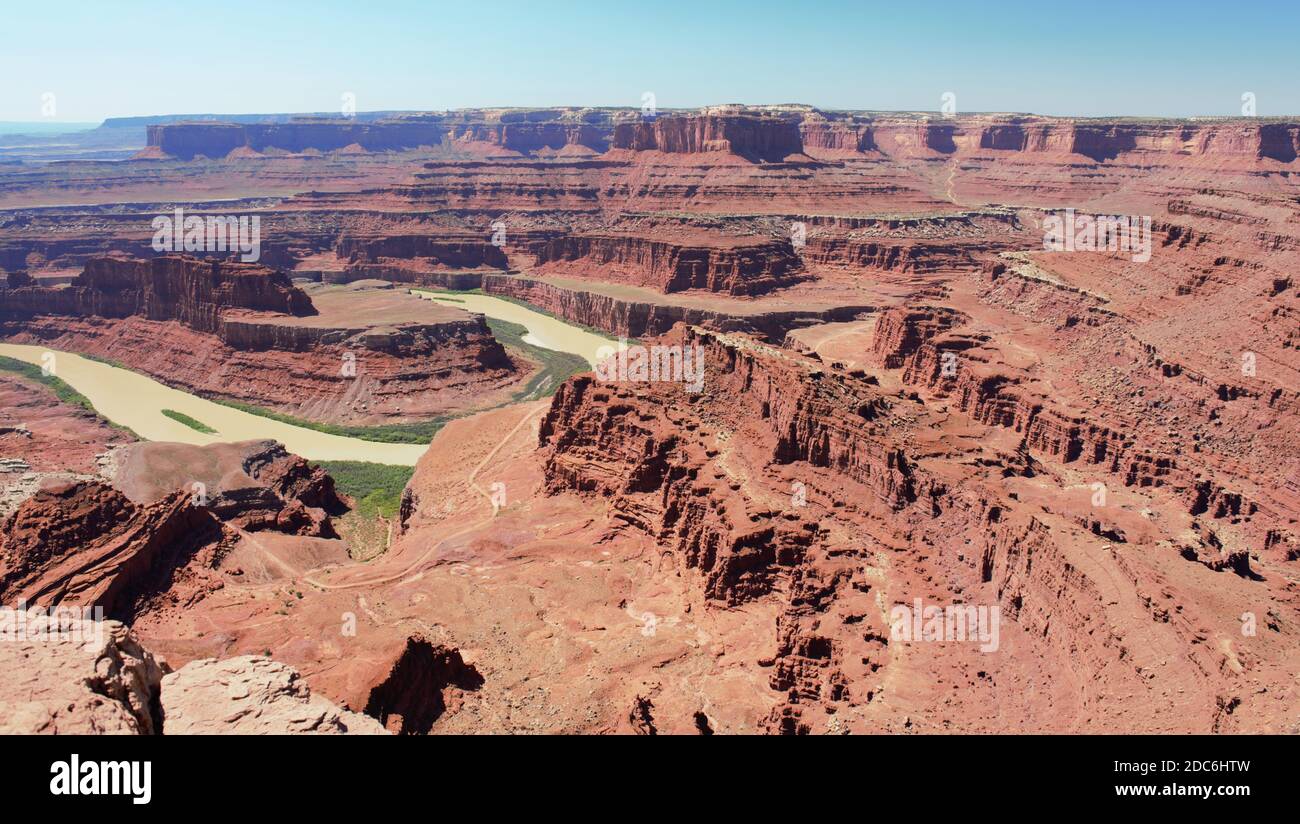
336,234,509,271
448,122,610,154
536,323,1292,733
0,255,315,335
149,119,450,159
0,481,234,622
613,114,804,161
530,233,808,295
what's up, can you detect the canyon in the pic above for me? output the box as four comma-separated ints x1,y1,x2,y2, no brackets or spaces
1,105,1297,734
0,255,524,424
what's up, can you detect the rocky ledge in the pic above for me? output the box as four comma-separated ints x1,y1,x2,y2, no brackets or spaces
0,612,386,735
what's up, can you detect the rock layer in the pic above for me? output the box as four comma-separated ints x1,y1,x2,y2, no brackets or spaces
537,323,1299,733
357,635,484,734
530,232,808,295
5,103,1300,735
113,440,348,537
0,480,234,622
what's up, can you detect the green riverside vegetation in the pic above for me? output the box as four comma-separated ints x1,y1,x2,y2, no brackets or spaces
486,317,591,402
0,355,137,437
316,461,414,520
210,399,451,444
0,355,97,412
161,409,218,434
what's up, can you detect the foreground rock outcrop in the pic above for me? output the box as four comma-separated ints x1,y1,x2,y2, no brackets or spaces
160,656,388,734
0,611,165,734
113,440,348,538
0,611,387,734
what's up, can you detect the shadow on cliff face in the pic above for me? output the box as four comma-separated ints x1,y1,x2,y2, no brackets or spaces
1259,124,1299,163
363,634,484,734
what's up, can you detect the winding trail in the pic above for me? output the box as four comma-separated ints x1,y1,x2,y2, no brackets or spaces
301,403,545,591
942,158,964,206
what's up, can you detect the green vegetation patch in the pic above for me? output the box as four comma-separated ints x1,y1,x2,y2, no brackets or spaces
161,409,218,434
210,399,449,444
0,355,97,412
485,318,591,402
0,355,138,437
317,461,414,520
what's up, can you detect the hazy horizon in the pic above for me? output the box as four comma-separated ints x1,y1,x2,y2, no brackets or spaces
4,0,1299,122
11,104,1300,133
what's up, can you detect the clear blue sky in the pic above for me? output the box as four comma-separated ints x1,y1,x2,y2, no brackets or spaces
4,0,1298,122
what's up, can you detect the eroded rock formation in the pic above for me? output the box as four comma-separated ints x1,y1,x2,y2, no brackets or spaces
0,480,234,622
161,656,388,734
538,322,1299,733
0,611,165,734
530,232,808,295
1,255,521,423
4,103,1299,735
113,440,348,537
611,112,805,161
0,612,387,734
0,255,315,332
358,635,483,735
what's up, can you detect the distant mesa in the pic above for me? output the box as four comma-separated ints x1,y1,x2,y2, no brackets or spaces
138,106,1300,165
